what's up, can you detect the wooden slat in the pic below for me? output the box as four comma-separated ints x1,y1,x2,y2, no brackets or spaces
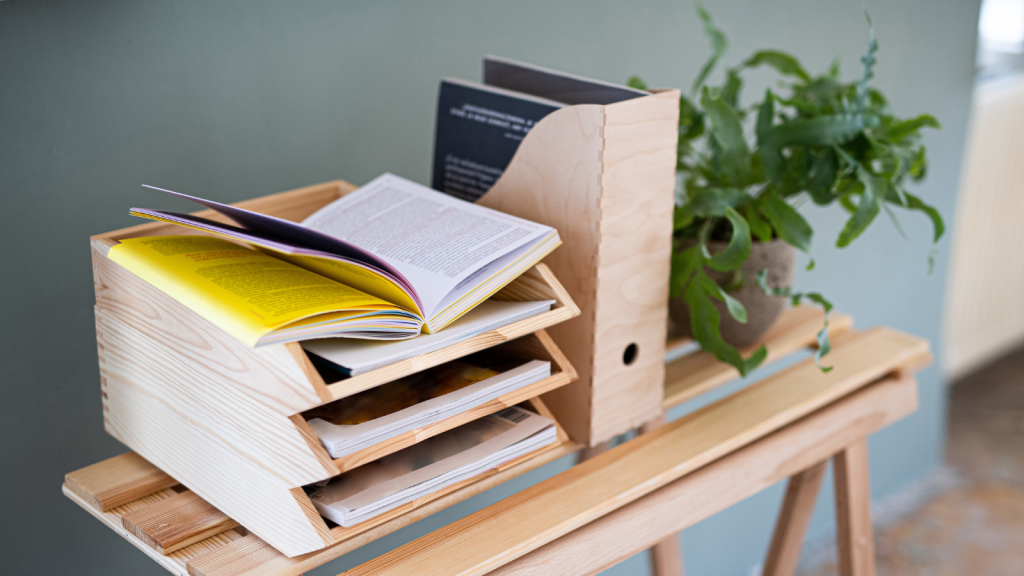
664,306,854,409
63,484,244,576
649,537,685,576
488,373,917,575
187,535,294,576
340,327,928,576
834,440,877,576
763,461,828,576
639,416,685,576
187,442,582,576
64,452,179,512
122,490,240,555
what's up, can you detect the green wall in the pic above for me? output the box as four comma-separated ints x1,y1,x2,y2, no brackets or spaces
0,1,978,574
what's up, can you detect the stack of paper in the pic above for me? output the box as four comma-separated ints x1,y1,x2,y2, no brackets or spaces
306,407,556,526
303,299,554,376
305,354,551,459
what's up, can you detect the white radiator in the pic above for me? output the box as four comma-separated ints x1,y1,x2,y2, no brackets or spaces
945,73,1024,378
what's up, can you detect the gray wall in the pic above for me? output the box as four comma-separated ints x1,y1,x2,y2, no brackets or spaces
0,1,978,574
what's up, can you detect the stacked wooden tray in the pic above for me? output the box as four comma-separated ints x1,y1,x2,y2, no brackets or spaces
87,180,581,558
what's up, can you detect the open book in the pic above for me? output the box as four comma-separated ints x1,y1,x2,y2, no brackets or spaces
113,173,561,346
306,406,556,526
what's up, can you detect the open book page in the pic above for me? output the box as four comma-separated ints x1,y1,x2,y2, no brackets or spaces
108,236,422,346
301,173,553,321
427,232,560,330
130,195,423,315
307,407,555,526
303,299,553,375
140,185,408,286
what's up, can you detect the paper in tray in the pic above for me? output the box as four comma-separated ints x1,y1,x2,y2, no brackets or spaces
307,406,556,526
304,351,551,458
303,299,554,376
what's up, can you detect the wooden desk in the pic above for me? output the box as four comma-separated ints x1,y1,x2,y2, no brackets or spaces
65,309,929,576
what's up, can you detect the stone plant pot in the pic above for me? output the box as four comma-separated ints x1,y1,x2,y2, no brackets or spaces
669,239,795,348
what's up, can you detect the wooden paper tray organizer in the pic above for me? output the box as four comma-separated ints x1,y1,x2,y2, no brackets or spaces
86,180,581,557
70,85,684,572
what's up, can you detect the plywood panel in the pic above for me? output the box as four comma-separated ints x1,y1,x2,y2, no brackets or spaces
478,104,605,443
479,91,680,445
590,90,679,443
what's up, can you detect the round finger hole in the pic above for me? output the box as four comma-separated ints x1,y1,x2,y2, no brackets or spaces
623,343,639,366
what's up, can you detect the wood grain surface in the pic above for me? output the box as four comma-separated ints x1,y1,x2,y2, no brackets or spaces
489,373,917,576
664,306,854,409
122,490,240,555
479,90,680,446
340,328,929,576
64,451,178,512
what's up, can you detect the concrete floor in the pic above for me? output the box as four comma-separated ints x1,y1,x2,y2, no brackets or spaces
805,346,1024,575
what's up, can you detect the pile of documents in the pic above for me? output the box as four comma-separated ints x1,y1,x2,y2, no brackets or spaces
306,406,557,526
304,348,552,459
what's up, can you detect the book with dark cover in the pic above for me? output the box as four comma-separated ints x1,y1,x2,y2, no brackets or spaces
483,55,648,106
431,78,562,202
432,57,648,202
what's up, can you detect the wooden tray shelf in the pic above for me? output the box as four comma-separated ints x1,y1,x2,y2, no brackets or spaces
663,306,855,410
315,330,577,474
321,263,579,403
88,180,581,557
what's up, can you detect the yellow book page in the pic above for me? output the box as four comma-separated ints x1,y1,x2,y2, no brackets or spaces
270,252,422,317
108,236,408,346
127,210,423,318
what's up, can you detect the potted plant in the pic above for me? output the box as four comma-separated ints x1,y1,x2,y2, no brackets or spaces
629,7,944,375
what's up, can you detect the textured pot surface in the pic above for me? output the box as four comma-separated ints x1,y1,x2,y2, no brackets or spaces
669,239,795,348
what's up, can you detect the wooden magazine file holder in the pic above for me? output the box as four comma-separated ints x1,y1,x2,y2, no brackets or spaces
90,182,580,557
479,88,680,446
